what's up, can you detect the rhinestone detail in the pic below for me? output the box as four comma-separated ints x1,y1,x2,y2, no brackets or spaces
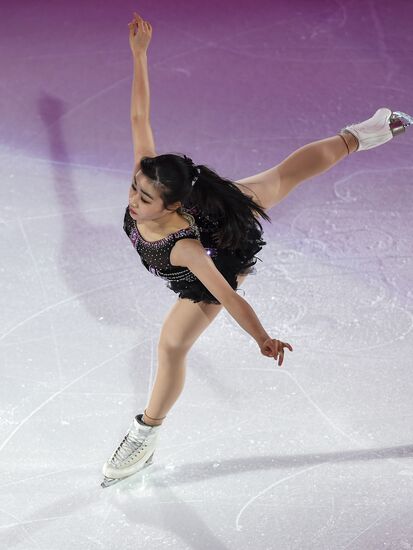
124,207,204,282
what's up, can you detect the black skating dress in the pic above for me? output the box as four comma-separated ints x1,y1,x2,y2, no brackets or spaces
123,203,266,305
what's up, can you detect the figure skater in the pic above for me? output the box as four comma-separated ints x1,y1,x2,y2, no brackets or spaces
101,11,412,488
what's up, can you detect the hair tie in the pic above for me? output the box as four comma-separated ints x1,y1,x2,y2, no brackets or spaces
191,166,201,187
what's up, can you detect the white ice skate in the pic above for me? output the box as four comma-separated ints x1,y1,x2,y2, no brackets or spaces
341,107,413,151
101,413,162,488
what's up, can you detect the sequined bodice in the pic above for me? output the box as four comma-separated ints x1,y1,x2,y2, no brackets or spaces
123,206,209,282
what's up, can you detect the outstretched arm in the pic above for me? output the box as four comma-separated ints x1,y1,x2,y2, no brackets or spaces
128,13,156,166
173,238,293,366
173,239,270,345
129,12,152,118
131,54,152,119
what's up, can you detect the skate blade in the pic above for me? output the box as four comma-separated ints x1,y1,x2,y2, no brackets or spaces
100,453,155,489
101,476,122,488
392,111,413,126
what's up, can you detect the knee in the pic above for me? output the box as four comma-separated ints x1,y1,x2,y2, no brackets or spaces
157,338,190,359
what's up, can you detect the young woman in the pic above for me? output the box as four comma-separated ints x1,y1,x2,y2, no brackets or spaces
101,12,412,488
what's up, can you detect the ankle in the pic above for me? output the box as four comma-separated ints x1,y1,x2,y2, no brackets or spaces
142,409,165,426
143,416,162,427
339,130,359,154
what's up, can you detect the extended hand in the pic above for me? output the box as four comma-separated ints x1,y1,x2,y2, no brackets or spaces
128,12,152,56
259,337,293,367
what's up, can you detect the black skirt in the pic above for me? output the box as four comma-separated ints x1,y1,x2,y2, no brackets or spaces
167,205,266,305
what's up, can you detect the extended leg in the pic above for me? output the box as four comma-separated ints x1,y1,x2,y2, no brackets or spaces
235,108,412,212
235,132,359,211
276,132,359,189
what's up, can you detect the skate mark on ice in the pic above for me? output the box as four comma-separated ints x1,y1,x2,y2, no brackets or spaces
0,341,150,454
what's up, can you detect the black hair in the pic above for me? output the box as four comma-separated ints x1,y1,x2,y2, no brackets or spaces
139,152,271,250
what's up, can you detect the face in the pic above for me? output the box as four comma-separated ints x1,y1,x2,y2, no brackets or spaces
128,169,180,222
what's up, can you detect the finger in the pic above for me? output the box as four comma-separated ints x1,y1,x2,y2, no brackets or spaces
281,342,292,352
279,349,284,366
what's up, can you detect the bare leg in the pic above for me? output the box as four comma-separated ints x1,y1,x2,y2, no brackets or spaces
142,273,249,427
143,348,187,426
277,132,359,188
235,132,360,211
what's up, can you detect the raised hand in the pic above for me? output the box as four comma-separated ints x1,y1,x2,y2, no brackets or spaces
128,11,153,56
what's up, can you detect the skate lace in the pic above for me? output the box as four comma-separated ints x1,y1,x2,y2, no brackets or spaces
110,428,147,465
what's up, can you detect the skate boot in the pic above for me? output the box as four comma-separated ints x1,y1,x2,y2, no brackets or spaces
101,413,162,488
340,107,413,151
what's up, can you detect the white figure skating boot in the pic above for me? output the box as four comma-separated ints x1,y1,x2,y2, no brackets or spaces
341,107,413,151
101,413,162,488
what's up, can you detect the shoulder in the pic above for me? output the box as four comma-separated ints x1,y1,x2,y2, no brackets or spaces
170,238,204,268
